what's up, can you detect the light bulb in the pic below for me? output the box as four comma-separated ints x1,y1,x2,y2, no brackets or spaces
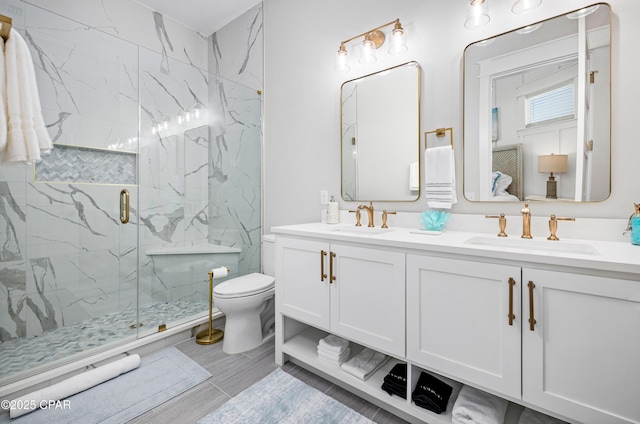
465,0,490,30
334,44,350,72
359,38,377,65
389,26,407,55
512,0,541,14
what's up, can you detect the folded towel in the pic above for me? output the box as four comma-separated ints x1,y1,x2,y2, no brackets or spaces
518,408,566,424
318,345,350,360
452,384,509,424
318,347,351,364
424,145,457,209
384,363,407,385
411,371,453,415
340,348,388,381
381,363,408,398
382,380,407,399
318,334,350,354
1,28,52,165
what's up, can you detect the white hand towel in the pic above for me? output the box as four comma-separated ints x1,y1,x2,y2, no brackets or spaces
340,348,389,381
452,384,509,424
518,408,566,424
424,145,457,209
2,28,52,165
318,334,350,354
0,37,7,155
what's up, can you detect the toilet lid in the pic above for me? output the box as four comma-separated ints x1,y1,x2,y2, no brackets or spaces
213,273,275,298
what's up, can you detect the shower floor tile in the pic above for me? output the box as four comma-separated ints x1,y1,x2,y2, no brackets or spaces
0,301,208,382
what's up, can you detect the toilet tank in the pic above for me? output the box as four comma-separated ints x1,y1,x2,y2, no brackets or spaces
262,234,275,277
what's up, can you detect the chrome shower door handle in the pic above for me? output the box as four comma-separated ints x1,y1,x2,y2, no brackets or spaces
120,189,130,224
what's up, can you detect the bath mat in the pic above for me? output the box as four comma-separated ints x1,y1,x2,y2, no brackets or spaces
198,368,374,424
0,347,210,424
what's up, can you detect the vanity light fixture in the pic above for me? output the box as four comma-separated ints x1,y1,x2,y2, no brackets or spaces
511,0,542,14
538,153,568,199
464,0,490,30
334,18,407,73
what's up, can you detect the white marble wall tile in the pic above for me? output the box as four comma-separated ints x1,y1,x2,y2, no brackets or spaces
0,261,27,340
24,0,208,70
0,182,26,263
208,3,263,91
24,4,139,151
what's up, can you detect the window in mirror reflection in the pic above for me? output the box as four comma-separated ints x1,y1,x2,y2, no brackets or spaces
463,3,610,203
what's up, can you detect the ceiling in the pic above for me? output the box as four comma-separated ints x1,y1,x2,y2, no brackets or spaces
134,0,260,35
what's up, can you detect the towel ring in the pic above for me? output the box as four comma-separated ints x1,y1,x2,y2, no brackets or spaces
425,127,453,150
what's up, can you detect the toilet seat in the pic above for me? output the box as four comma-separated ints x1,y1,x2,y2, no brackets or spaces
213,273,275,299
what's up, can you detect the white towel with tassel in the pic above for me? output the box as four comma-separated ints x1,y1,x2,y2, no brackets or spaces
1,28,52,165
424,145,457,209
452,384,509,424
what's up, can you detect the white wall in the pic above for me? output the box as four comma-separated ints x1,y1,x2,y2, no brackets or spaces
264,0,639,231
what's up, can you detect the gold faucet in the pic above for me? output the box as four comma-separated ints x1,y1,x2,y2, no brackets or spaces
358,201,375,227
547,215,575,240
348,209,362,226
521,203,532,239
381,210,396,228
485,213,508,237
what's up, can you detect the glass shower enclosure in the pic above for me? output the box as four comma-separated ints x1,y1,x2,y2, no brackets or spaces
0,1,261,388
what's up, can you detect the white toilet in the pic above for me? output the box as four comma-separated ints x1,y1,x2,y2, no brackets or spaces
212,235,276,354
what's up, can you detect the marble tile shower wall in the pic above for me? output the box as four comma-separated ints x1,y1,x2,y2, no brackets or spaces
208,4,263,276
0,0,222,344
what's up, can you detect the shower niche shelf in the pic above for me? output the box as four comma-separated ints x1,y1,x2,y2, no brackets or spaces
35,143,136,185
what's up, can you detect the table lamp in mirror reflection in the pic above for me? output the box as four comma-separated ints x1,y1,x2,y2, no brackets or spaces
538,153,568,199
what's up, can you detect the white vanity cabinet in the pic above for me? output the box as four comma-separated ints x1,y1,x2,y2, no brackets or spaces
522,268,640,424
406,255,522,398
275,236,406,357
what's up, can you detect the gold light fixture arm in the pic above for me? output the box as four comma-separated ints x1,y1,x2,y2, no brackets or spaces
339,18,401,49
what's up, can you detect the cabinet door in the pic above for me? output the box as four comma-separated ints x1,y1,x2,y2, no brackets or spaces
407,254,521,398
522,268,640,424
276,237,330,330
330,244,405,357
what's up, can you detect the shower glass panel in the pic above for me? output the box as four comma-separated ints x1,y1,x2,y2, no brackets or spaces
0,2,141,386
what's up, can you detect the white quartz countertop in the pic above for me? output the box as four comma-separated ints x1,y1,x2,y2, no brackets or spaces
271,222,640,276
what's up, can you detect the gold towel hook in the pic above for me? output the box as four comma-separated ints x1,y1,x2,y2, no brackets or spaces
0,15,12,42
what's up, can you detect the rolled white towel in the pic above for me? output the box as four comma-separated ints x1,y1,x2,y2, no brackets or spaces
340,348,388,381
318,334,350,354
518,408,566,424
452,385,509,424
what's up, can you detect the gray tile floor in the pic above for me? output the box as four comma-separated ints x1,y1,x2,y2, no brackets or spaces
129,337,410,424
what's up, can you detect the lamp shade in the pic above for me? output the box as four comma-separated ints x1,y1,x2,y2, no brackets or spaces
538,154,568,174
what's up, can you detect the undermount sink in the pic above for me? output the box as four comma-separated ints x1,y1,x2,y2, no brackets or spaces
330,226,393,236
464,236,600,256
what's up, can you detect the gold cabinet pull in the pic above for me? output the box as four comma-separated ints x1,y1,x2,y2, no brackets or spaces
120,189,130,224
320,250,328,281
329,251,336,284
528,280,536,331
508,277,516,325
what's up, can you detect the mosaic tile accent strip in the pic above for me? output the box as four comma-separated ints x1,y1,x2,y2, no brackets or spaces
0,301,208,381
35,145,136,185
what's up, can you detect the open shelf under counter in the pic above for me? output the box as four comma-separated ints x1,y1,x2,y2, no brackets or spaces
282,326,444,424
282,325,526,424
